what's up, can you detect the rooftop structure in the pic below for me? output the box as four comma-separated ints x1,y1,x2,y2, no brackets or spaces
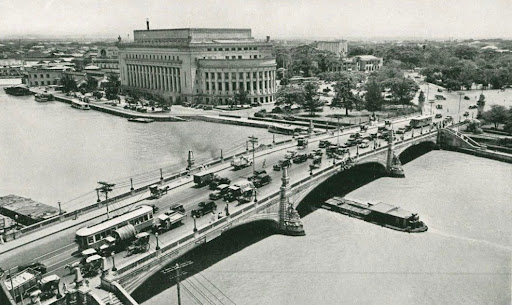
0,195,60,226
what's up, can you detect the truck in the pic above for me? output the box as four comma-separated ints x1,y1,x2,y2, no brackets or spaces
293,153,308,164
224,181,255,202
191,201,217,218
209,184,230,200
273,159,291,171
253,174,272,188
297,136,308,149
193,172,215,187
231,156,253,170
153,211,185,233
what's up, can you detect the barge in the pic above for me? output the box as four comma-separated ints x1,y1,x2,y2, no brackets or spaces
4,85,32,96
321,197,427,233
128,117,154,123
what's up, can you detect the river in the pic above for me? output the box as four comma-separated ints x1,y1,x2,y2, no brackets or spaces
0,88,288,208
137,151,511,305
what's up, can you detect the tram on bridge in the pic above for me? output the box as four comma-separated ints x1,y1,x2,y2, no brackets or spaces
75,205,154,251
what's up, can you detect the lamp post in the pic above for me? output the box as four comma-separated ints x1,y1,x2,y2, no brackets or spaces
336,117,340,147
111,251,117,271
96,189,101,203
155,232,160,250
457,92,464,131
248,135,258,175
225,203,229,217
253,188,258,203
193,216,197,232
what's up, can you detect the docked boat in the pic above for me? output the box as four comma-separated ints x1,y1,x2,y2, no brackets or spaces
321,197,428,233
4,85,32,96
128,117,154,123
71,100,90,110
268,124,305,135
34,92,54,103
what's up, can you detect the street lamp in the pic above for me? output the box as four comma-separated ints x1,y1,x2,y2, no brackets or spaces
336,117,340,147
225,203,230,217
457,92,464,131
253,189,258,203
248,135,258,175
193,216,197,232
111,251,117,271
155,232,160,250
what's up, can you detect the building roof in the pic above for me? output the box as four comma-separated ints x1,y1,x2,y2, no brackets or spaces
356,55,381,61
0,195,59,220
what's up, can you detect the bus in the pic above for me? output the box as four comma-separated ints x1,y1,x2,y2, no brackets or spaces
409,115,433,128
75,205,154,251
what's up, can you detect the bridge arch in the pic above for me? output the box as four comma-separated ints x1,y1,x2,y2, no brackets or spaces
295,162,387,217
397,140,437,164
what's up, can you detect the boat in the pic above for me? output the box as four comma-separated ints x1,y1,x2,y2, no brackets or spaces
4,85,32,96
321,197,428,233
268,124,305,135
71,100,90,110
128,117,154,123
34,92,54,103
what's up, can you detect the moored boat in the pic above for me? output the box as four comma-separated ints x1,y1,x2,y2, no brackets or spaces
71,100,90,110
34,92,54,103
128,117,154,123
4,85,32,96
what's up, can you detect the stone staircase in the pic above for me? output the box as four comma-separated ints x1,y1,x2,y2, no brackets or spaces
102,293,123,305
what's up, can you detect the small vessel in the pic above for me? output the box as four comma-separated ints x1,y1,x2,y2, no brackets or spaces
321,197,428,233
71,100,90,110
4,85,32,96
34,92,54,103
128,117,154,123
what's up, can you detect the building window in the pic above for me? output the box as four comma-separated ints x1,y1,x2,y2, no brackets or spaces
259,72,263,78
246,72,250,78
253,81,256,89
232,82,236,90
211,82,215,90
238,56,242,59
253,72,256,78
232,56,236,59
239,82,243,90
207,48,212,51
34,74,37,78
225,56,229,59
46,74,49,78
225,82,229,91
224,72,229,79
244,47,248,50
34,81,38,85
206,82,209,90
239,72,243,79
40,74,44,78
217,73,222,79
218,82,222,91
246,82,250,90
205,72,209,79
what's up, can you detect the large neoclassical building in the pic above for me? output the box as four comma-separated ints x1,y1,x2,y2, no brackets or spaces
118,26,277,105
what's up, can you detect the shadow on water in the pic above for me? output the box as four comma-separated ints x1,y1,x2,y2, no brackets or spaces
132,220,276,303
296,162,387,217
399,141,436,165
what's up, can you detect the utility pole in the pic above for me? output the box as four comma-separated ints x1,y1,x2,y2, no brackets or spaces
248,135,258,174
336,117,340,147
457,92,464,131
97,181,115,219
162,261,193,305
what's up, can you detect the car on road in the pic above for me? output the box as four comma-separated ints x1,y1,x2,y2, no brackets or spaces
191,201,217,218
464,96,470,100
293,154,309,164
436,104,443,109
312,149,323,156
319,140,332,148
404,125,412,132
209,184,230,200
18,262,47,275
285,150,298,159
463,111,470,117
349,133,361,139
378,126,388,132
273,159,291,171
437,88,443,92
435,114,443,118
395,128,406,134
468,105,478,109
359,140,370,149
253,174,272,188
248,170,267,181
170,204,185,214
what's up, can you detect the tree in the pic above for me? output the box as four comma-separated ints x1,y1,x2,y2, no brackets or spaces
60,74,77,93
482,105,508,129
105,73,120,100
418,90,426,115
301,82,323,116
387,78,418,107
234,89,250,105
331,75,356,115
275,86,304,108
364,78,383,114
85,75,98,92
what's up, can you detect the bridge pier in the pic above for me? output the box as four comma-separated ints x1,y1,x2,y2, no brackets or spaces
278,167,305,236
386,129,405,178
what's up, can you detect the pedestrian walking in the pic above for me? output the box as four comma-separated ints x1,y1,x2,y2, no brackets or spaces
262,159,266,168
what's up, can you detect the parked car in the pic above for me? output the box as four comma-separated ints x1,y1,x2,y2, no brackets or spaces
404,125,412,132
468,105,478,109
463,111,470,117
191,201,217,218
435,114,443,118
395,128,405,134
464,96,470,100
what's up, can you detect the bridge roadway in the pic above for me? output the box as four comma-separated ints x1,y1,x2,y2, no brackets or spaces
0,116,450,297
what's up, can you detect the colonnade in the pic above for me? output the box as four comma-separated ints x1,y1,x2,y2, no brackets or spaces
202,69,276,100
126,64,181,93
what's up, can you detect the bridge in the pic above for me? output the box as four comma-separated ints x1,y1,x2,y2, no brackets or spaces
99,125,482,295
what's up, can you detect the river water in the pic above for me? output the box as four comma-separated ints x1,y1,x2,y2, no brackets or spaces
138,151,511,305
0,87,286,207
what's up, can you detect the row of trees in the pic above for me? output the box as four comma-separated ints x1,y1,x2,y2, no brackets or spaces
60,73,120,99
481,104,512,133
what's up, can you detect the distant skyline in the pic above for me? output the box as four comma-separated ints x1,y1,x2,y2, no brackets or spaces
1,0,511,40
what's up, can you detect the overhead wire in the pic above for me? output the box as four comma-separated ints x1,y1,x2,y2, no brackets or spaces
184,278,216,305
181,280,205,305
189,276,226,305
197,273,237,305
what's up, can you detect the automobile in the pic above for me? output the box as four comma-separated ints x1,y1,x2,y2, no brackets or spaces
203,105,213,110
169,204,186,214
149,204,159,213
359,142,370,149
285,150,298,159
254,110,267,118
209,184,230,200
191,201,217,218
293,154,308,164
312,149,323,156
404,125,412,132
248,170,267,181
435,114,443,118
377,126,388,132
463,111,470,117
250,102,261,107
395,127,406,134
464,96,470,100
284,116,296,121
18,262,47,275
349,133,361,139
436,104,443,109
437,88,443,92
273,159,291,171
468,105,478,109
384,120,392,126
319,140,332,148
253,174,272,188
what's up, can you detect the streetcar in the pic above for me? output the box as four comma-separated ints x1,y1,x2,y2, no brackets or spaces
409,115,433,128
75,205,154,251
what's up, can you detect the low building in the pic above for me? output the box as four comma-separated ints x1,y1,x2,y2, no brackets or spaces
0,195,60,226
118,25,277,105
92,46,120,74
354,55,383,72
25,65,72,87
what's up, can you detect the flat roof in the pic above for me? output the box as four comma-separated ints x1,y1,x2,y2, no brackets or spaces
367,202,397,214
0,195,59,220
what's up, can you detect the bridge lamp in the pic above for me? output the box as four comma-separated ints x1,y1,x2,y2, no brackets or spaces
193,216,198,232
155,232,160,250
111,251,117,272
225,203,230,217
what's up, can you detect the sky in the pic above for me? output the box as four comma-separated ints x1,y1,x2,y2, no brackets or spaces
1,0,511,40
